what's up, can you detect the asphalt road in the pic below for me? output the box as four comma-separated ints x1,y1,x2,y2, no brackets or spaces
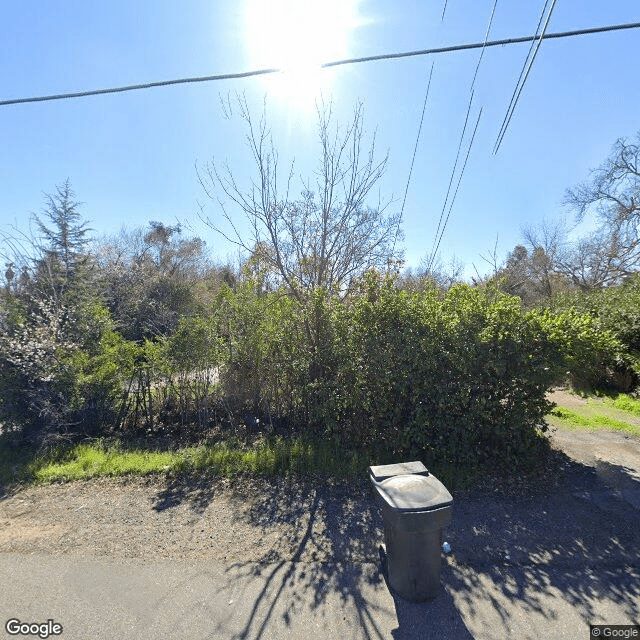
1,547,638,640
2,413,640,639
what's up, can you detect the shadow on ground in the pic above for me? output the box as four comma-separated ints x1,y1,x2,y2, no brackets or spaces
150,451,640,639
0,431,42,498
152,471,224,514
376,546,474,640
445,454,640,636
222,477,389,639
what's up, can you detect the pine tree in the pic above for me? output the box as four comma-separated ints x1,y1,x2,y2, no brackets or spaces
34,180,92,297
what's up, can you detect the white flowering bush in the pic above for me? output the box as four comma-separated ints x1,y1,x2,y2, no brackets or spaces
0,293,137,447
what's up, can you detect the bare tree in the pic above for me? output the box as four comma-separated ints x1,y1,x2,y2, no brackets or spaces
556,225,639,291
471,235,501,287
472,226,571,305
521,217,570,299
197,94,403,300
565,133,640,232
563,132,640,288
412,252,465,291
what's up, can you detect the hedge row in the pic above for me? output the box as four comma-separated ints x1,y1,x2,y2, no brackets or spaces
1,272,631,472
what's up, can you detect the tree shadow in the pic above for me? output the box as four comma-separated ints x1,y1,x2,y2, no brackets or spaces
594,459,640,509
148,452,640,639
152,470,223,513
444,454,640,634
221,477,390,640
0,431,44,498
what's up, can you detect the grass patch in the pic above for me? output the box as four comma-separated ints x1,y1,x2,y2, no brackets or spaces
601,394,640,417
30,443,177,484
3,436,376,486
0,434,488,491
550,406,640,436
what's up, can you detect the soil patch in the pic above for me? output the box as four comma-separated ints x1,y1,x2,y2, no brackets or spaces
2,405,640,569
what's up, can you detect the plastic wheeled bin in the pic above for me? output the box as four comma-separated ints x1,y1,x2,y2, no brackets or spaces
369,461,453,602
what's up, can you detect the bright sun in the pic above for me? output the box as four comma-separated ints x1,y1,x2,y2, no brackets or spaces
245,0,361,106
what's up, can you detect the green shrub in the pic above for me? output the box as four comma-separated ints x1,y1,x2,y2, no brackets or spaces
313,274,558,472
0,296,139,446
211,280,311,419
543,277,640,391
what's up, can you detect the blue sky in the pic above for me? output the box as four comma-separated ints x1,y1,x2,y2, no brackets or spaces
1,1,639,277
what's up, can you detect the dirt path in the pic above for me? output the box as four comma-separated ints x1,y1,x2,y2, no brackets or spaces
546,388,640,509
1,390,639,562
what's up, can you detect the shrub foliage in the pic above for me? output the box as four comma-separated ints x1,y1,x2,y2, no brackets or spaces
541,275,640,391
2,185,638,473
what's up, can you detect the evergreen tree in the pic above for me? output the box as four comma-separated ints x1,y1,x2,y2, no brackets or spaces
34,179,92,297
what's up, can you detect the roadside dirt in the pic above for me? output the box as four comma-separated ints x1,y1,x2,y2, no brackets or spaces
1,392,639,566
547,388,590,409
546,387,640,509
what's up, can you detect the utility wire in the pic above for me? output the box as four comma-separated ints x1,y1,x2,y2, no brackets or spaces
441,0,449,21
322,21,637,68
392,62,435,260
494,0,558,154
1,21,639,107
493,0,550,151
432,108,483,261
469,0,499,95
427,0,497,274
428,92,475,273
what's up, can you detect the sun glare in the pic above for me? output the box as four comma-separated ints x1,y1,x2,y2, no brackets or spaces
245,0,362,106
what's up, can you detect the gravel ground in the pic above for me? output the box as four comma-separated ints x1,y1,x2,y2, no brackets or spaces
1,440,639,568
0,474,382,563
2,397,640,632
2,438,640,624
1,396,640,573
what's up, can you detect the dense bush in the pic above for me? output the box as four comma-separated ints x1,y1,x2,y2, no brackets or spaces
542,276,640,391
211,274,563,471
61,305,139,434
211,280,307,420
5,237,635,471
152,315,225,429
0,295,137,446
314,275,559,470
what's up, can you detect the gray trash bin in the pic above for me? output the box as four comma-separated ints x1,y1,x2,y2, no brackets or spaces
369,461,453,602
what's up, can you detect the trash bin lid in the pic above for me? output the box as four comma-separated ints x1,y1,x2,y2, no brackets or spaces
369,461,428,482
375,473,453,512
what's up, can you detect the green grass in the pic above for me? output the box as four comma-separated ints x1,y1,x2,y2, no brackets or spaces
549,406,640,436
0,433,484,491
601,394,640,417
1,436,376,487
31,443,177,483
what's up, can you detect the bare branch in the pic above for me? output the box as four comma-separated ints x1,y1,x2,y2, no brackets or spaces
198,94,401,299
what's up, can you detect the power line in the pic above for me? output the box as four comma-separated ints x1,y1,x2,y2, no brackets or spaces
0,68,280,107
432,108,483,261
392,62,435,259
493,0,551,152
429,91,475,272
1,21,639,107
493,0,558,154
322,22,640,68
427,0,498,274
469,0,499,95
